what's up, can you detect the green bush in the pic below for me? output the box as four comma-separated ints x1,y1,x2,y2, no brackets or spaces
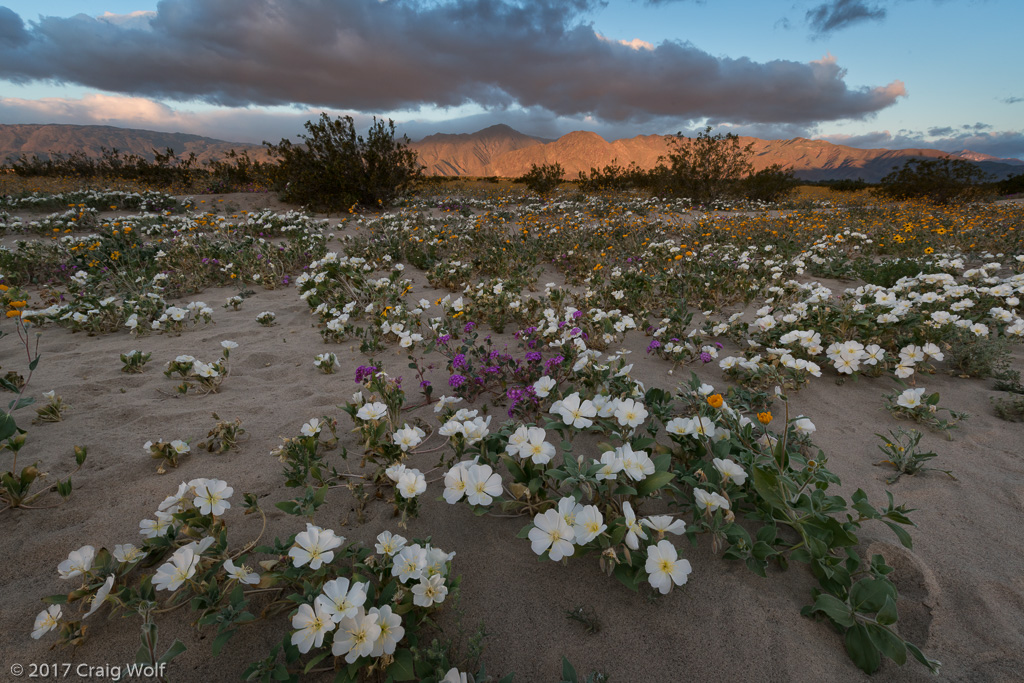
655,126,753,203
576,161,649,192
516,162,565,196
264,114,422,211
993,172,1024,197
875,157,992,205
739,163,798,203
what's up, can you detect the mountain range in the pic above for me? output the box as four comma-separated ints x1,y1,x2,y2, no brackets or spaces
2,123,1021,183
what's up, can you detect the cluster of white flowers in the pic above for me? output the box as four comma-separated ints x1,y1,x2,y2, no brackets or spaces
289,528,451,661
438,410,492,445
385,464,427,499
528,497,691,594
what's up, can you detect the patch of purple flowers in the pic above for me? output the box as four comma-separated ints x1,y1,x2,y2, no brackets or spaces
355,365,378,383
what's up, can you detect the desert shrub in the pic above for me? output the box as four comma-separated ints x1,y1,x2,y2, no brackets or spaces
824,178,870,192
576,161,648,192
654,126,753,203
6,146,270,192
993,172,1024,197
516,162,565,196
201,150,277,193
739,163,798,202
853,257,941,288
876,157,992,205
944,328,1015,378
992,394,1024,421
265,114,422,211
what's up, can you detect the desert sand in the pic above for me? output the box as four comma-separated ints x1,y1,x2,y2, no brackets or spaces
1,192,1022,683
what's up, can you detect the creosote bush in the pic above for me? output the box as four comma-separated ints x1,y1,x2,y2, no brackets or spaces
876,157,992,205
516,162,566,196
265,114,423,212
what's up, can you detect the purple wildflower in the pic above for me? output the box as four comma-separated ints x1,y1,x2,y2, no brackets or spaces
449,374,466,389
647,339,661,354
544,355,564,375
355,365,378,383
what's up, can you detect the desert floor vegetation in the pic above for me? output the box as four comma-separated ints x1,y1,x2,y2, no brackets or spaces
1,181,1022,682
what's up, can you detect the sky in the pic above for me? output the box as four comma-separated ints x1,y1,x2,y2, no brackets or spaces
0,0,1022,159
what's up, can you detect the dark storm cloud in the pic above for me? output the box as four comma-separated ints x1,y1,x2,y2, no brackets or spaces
806,0,886,34
0,0,904,125
0,6,28,47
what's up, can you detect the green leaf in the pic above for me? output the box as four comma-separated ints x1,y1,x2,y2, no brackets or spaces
561,656,579,683
303,651,329,674
501,455,526,482
845,623,882,674
773,435,789,470
865,624,907,666
906,642,942,674
211,630,235,656
12,396,34,411
636,471,675,497
29,356,40,372
883,520,913,549
811,594,855,628
387,648,417,681
136,622,158,664
613,563,641,592
516,523,534,539
750,465,786,511
651,452,672,472
158,639,187,665
0,412,17,441
275,501,300,515
850,578,896,614
876,595,899,626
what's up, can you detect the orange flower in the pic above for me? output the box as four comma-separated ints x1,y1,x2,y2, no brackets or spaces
757,412,772,425
707,394,724,409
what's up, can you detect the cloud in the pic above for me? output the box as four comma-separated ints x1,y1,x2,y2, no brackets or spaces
0,0,905,126
1003,96,1024,104
806,0,886,35
97,11,157,31
818,128,1024,160
0,6,29,47
0,93,359,144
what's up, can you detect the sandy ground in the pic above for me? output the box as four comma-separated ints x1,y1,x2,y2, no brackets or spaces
1,192,1022,682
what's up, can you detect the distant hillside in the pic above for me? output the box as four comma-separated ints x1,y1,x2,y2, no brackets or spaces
0,124,268,164
412,127,1024,182
410,124,550,176
3,123,1021,183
